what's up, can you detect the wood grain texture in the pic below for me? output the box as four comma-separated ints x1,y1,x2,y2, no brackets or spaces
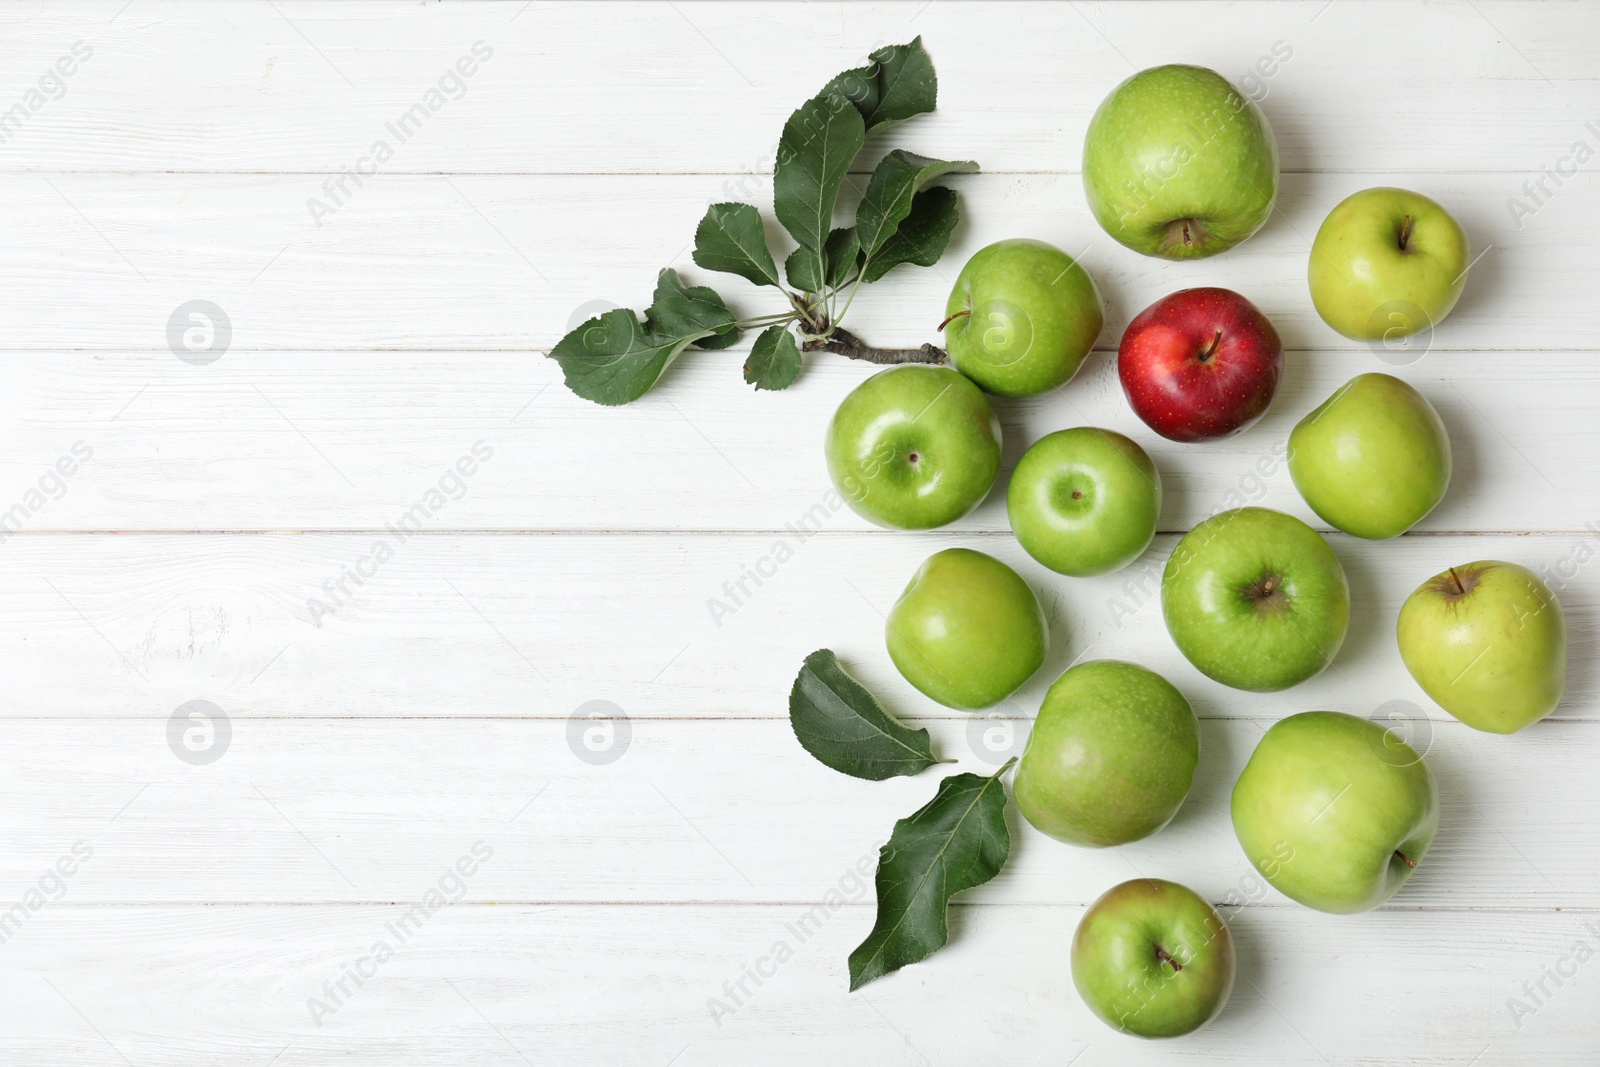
3,1,1598,1062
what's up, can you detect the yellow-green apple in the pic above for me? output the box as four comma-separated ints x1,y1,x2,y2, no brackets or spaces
824,365,1001,529
1397,561,1567,733
941,239,1105,396
1288,372,1451,539
1082,64,1278,260
1007,428,1161,577
1231,711,1439,913
1118,288,1284,441
1072,878,1235,1038
1308,187,1469,341
1162,508,1349,691
1015,661,1198,847
885,548,1047,710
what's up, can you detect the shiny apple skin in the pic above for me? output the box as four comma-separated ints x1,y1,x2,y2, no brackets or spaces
1118,288,1283,443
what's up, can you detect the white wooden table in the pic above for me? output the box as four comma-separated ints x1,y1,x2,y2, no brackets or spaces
1,1,1596,1062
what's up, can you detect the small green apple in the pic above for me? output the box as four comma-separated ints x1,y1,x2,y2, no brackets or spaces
942,239,1104,396
1072,878,1235,1038
1231,711,1439,914
1082,64,1279,260
1308,187,1469,341
1288,372,1451,539
824,365,1001,530
886,548,1048,710
1397,561,1567,734
1162,507,1349,692
1007,428,1161,577
1015,661,1198,847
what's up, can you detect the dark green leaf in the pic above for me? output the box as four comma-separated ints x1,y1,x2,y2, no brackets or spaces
549,269,734,405
855,150,976,263
774,92,865,290
783,247,823,294
823,227,861,288
821,37,938,135
861,185,961,284
744,325,803,391
848,760,1015,990
789,649,941,776
693,202,782,288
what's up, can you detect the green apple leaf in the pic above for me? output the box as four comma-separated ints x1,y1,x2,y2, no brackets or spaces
782,247,823,295
822,37,938,135
744,325,803,391
823,226,862,288
848,759,1015,990
860,185,961,284
549,269,735,405
774,92,865,291
693,202,782,289
855,151,976,263
788,649,943,777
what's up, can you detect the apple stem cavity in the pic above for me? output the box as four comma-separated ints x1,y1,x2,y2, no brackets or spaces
803,327,948,365
1154,946,1183,972
1397,213,1415,253
936,309,971,332
1160,217,1208,254
1394,849,1417,869
1197,329,1224,363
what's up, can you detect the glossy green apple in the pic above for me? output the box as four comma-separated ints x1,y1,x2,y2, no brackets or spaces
885,548,1048,710
943,239,1105,396
1232,711,1439,913
1015,661,1198,847
824,365,1001,530
1397,561,1566,734
1288,373,1451,539
1072,878,1234,1038
1083,64,1278,260
1162,507,1349,691
1008,428,1161,577
1308,187,1469,341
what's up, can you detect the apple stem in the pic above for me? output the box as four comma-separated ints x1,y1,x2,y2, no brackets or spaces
1197,330,1223,363
802,327,947,365
1154,946,1183,972
1398,213,1415,252
1447,566,1464,596
936,309,971,332
1394,850,1417,869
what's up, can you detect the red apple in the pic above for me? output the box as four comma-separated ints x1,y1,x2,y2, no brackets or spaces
1117,288,1283,442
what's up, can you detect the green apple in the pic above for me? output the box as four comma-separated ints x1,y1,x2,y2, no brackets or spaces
824,365,1001,530
1308,187,1469,341
1015,661,1198,847
1231,711,1439,913
886,548,1048,710
1162,507,1349,691
1082,64,1278,260
1008,428,1161,577
1397,561,1567,733
1288,372,1451,539
1072,878,1235,1038
942,239,1105,396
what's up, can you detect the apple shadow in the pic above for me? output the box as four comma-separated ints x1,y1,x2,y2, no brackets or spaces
1414,387,1483,530
1325,535,1386,674
1431,197,1510,326
1552,575,1599,716
1213,905,1266,1030
1162,716,1241,838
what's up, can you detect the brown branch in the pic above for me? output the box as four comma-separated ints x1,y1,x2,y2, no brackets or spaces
802,327,946,365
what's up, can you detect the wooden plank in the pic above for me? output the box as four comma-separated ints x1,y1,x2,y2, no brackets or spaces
0,531,1589,721
0,714,1592,909
0,170,1586,351
0,903,1591,1064
0,2,1589,175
